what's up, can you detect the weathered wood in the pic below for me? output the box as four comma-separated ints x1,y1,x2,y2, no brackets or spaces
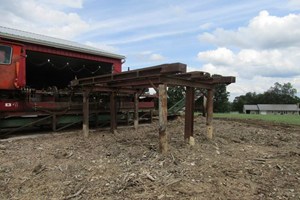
134,92,139,130
159,84,168,153
71,63,187,87
110,91,117,133
206,89,214,139
83,91,89,137
184,87,195,145
150,110,153,124
94,98,99,128
202,95,207,117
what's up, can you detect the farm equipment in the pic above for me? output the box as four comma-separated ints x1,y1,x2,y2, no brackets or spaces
0,27,154,137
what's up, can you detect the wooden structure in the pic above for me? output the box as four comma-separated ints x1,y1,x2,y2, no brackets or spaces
71,63,235,153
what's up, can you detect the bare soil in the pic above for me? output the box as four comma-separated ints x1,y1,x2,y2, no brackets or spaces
0,116,299,200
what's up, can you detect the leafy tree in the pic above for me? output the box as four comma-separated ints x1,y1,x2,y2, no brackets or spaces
232,82,300,113
231,92,258,112
167,83,231,113
213,84,231,113
167,86,185,108
268,82,297,97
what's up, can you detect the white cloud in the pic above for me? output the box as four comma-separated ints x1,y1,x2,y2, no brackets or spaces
42,0,84,8
198,47,300,78
227,75,300,101
199,10,300,49
84,41,119,53
150,54,165,61
199,23,214,30
136,51,165,62
287,0,300,10
0,0,89,39
197,11,300,99
198,47,235,66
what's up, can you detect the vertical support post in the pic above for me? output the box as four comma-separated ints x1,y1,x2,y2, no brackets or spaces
110,91,117,133
158,84,168,153
184,87,195,145
83,90,89,137
150,110,153,124
202,95,207,117
206,89,214,139
52,114,57,132
95,98,99,128
126,111,130,126
134,92,139,130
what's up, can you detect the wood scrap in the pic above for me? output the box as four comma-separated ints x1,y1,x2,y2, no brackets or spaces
64,187,85,200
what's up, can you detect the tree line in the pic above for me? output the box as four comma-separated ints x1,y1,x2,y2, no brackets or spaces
232,82,300,113
167,82,300,113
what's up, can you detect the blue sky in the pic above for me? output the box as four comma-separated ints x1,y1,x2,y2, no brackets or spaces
1,0,300,100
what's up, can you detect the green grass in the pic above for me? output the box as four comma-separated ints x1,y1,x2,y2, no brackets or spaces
214,113,300,126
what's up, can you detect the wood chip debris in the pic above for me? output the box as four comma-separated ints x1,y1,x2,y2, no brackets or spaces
146,173,156,181
63,187,85,200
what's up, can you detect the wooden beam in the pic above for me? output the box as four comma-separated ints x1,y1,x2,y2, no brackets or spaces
160,77,214,89
71,63,187,87
158,84,168,154
206,89,214,139
110,91,117,133
184,87,195,145
134,92,139,130
83,90,89,137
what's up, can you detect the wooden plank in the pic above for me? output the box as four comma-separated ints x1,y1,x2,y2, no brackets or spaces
160,77,214,89
71,63,187,86
159,84,168,153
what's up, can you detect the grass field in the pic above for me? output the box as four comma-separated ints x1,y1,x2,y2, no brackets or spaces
214,113,300,126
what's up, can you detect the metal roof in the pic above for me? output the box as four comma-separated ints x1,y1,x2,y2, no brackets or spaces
257,104,299,111
244,104,299,111
244,105,259,111
0,26,125,60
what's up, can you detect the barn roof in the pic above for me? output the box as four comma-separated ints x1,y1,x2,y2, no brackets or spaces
244,105,259,111
257,104,299,111
0,26,125,60
244,104,299,111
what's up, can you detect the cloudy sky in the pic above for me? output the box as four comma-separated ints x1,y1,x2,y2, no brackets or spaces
1,0,300,100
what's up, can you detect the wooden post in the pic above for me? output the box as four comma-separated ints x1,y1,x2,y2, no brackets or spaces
126,111,130,126
134,92,139,130
110,91,117,133
202,95,207,117
52,114,57,132
184,87,195,145
158,84,168,153
150,110,153,124
83,90,89,137
206,89,214,139
95,98,99,128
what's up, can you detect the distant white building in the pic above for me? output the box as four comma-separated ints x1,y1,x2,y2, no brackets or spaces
243,104,300,115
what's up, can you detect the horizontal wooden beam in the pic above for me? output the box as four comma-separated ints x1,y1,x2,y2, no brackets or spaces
71,63,187,87
160,77,214,89
71,63,235,92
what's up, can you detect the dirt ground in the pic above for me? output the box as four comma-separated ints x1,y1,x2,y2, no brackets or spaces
0,116,299,200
